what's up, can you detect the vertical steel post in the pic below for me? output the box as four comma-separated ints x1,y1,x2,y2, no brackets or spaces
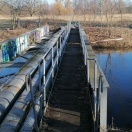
83,40,85,55
43,58,46,107
52,47,54,86
97,76,101,114
94,61,97,124
94,61,97,91
60,36,62,57
100,86,107,132
87,58,90,83
25,75,29,91
38,61,41,92
96,75,101,131
29,74,39,131
85,48,87,65
101,77,103,93
82,39,84,55
84,48,85,65
38,61,43,121
57,41,59,68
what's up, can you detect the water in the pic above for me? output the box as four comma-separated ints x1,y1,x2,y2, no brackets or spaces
96,51,132,130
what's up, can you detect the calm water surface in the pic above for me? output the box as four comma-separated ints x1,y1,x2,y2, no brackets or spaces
96,51,132,129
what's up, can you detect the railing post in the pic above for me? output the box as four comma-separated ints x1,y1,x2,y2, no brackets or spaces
60,36,62,57
38,60,43,121
43,58,46,107
52,47,54,85
87,58,89,82
96,75,101,131
85,48,87,65
25,75,29,91
100,85,107,132
29,74,39,131
38,61,41,92
57,41,59,68
82,39,84,55
94,60,97,91
94,60,97,131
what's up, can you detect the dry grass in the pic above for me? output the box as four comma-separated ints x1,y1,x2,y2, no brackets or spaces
0,14,132,49
1,14,132,21
85,27,132,50
45,14,132,24
0,28,29,42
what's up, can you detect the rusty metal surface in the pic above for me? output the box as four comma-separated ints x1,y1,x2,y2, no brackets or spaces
45,29,93,132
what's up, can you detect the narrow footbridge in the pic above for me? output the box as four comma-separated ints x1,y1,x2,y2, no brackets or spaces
0,22,109,132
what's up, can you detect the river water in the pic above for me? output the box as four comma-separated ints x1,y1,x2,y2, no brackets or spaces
96,51,132,130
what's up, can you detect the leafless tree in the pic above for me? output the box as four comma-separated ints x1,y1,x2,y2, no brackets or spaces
114,0,126,25
35,0,49,27
25,0,39,17
1,0,25,29
104,0,116,37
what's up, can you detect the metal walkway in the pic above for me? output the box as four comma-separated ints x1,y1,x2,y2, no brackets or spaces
0,22,109,132
45,28,93,131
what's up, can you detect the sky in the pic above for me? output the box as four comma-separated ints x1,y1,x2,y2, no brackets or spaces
47,0,55,4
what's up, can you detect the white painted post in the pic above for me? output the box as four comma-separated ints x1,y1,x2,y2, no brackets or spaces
100,87,107,132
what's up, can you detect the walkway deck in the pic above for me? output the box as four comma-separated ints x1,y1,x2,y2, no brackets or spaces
45,28,93,132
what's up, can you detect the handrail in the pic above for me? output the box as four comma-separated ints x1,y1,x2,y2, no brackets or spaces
20,22,71,131
78,22,109,132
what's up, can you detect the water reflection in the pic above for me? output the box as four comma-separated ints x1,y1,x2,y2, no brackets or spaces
96,51,132,130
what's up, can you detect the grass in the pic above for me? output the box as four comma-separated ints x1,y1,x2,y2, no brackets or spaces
0,14,132,49
1,14,132,22
85,26,132,50
0,28,29,42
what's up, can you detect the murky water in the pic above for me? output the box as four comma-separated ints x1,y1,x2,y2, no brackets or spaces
96,51,132,130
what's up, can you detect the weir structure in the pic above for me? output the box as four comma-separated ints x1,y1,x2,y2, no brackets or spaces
0,22,109,132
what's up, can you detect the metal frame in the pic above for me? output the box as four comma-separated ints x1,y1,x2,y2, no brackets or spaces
79,22,108,132
23,23,71,131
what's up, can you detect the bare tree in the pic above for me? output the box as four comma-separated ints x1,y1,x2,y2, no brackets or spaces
35,0,49,27
104,0,116,37
125,0,132,13
62,0,73,13
25,0,39,17
115,0,126,25
1,0,25,29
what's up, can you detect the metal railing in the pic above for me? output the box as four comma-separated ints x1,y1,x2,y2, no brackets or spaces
79,23,108,132
22,24,71,131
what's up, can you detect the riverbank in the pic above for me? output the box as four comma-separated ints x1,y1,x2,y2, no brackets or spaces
84,27,132,50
